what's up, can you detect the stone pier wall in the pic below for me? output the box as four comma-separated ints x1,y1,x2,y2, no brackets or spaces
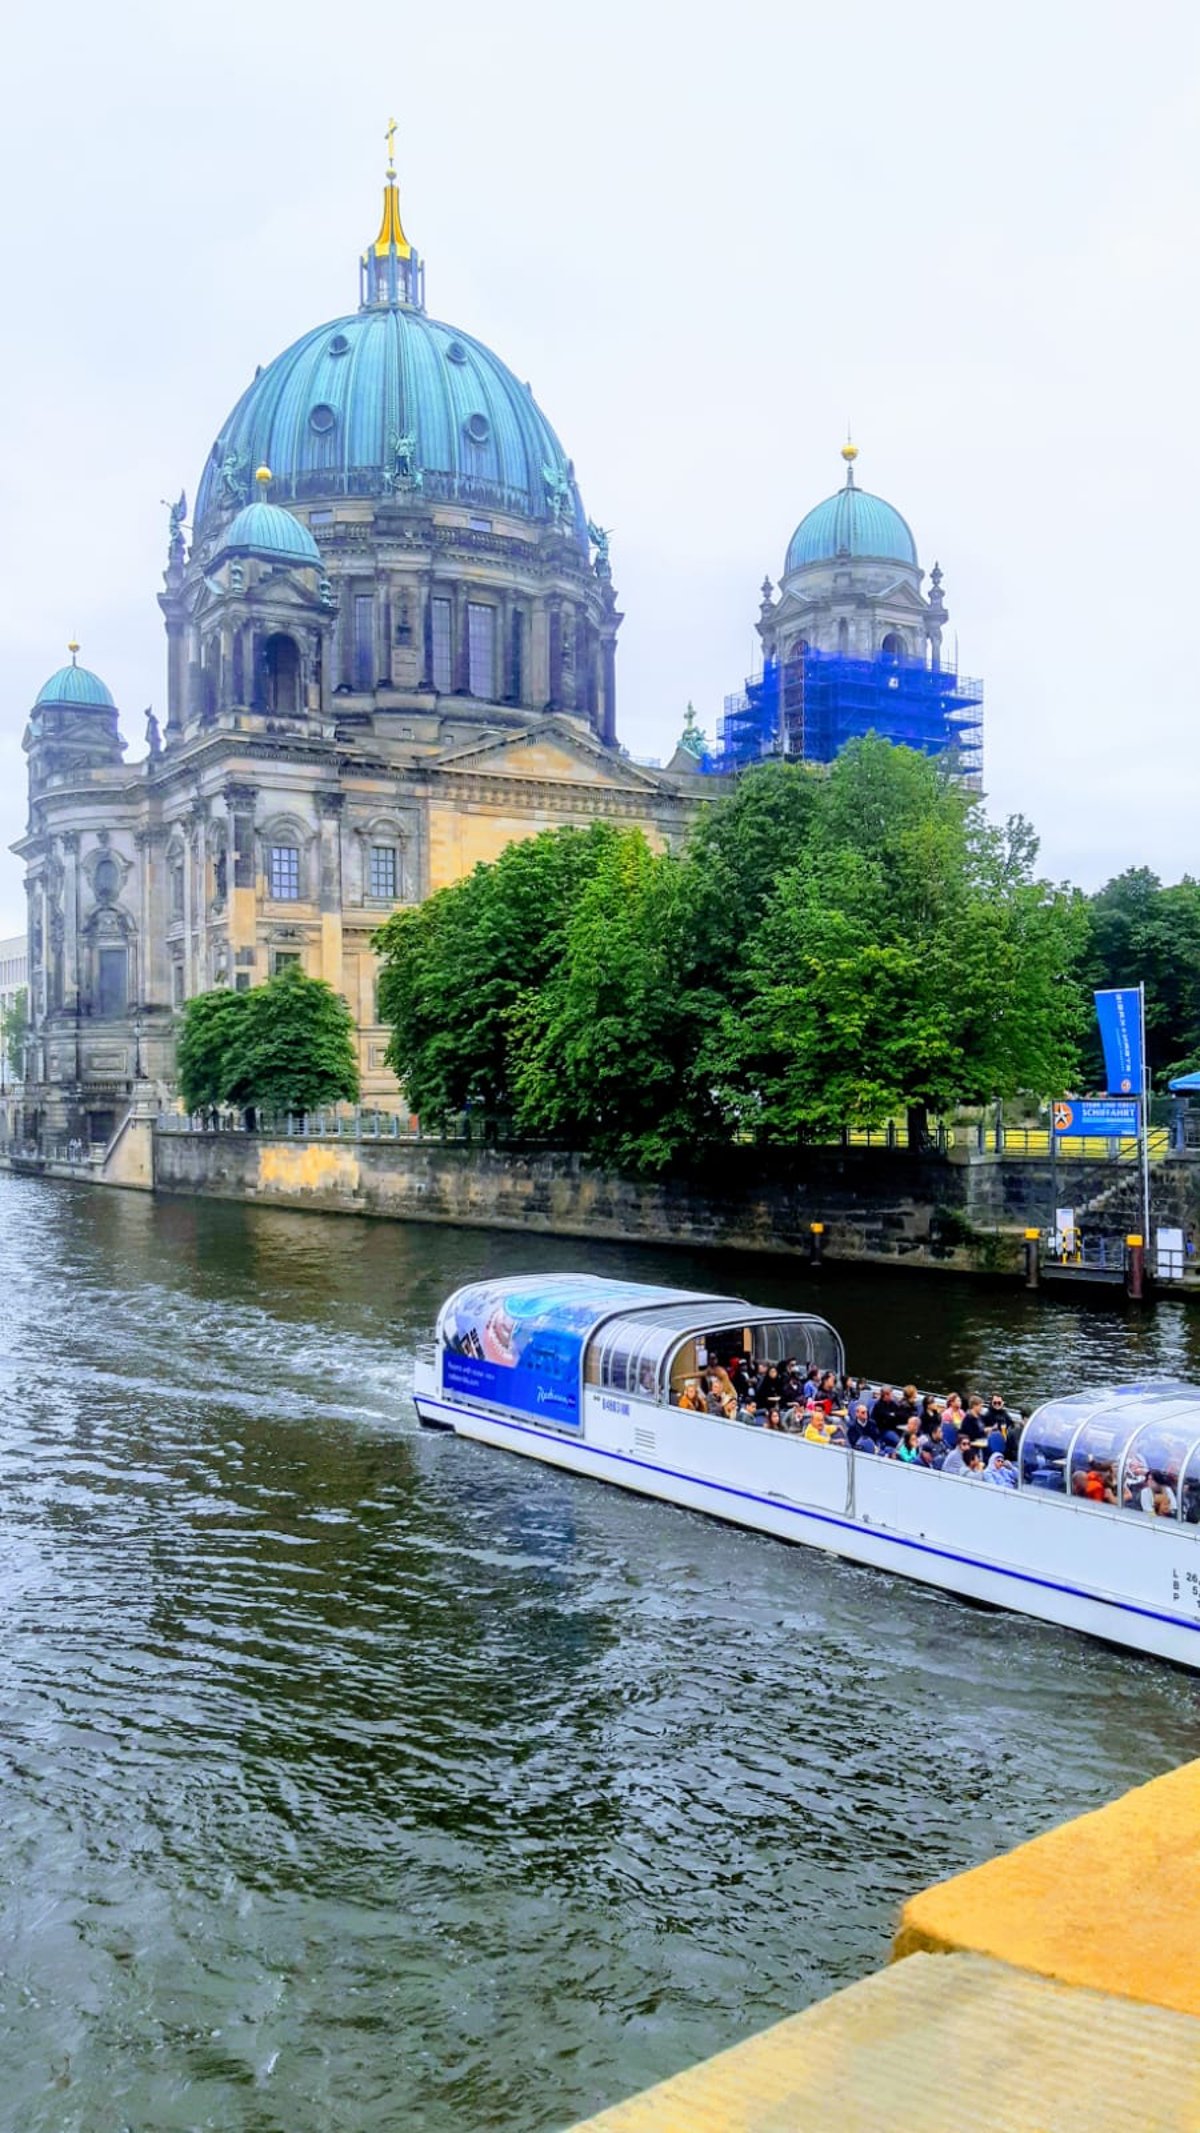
152,1130,1025,1275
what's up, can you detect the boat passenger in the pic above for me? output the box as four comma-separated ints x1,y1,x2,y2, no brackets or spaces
921,1394,944,1434
896,1383,920,1425
880,1429,902,1458
846,1402,871,1446
764,1397,784,1432
803,1408,833,1444
939,1413,960,1456
897,1419,921,1463
942,1440,967,1476
741,1398,762,1427
677,1378,706,1413
960,1446,983,1478
1151,1475,1178,1518
983,1452,1018,1488
730,1358,752,1401
1076,1467,1116,1504
872,1385,902,1433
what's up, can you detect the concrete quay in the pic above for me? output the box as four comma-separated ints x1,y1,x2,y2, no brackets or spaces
564,1758,1200,2131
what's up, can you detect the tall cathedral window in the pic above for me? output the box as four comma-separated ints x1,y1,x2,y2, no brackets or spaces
97,947,127,1019
269,846,300,901
353,597,374,691
510,609,524,703
431,599,452,692
368,845,397,901
264,633,301,715
170,859,184,920
467,603,495,699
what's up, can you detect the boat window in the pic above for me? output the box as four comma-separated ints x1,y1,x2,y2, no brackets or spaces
1067,1417,1128,1507
1021,1396,1095,1492
1117,1420,1192,1519
1182,1442,1200,1526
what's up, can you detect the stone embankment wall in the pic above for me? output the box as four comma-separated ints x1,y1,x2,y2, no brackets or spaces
153,1130,1025,1274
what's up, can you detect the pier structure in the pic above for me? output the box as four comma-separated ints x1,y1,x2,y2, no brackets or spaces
566,1757,1200,2130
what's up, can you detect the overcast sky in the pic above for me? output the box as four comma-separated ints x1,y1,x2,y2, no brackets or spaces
2,0,1197,935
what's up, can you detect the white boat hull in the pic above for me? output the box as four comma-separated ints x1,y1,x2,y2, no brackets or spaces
412,1363,1200,1670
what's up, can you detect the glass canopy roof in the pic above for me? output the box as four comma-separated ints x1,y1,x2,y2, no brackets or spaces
1021,1382,1200,1523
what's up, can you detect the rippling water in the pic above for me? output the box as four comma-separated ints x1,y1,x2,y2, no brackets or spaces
0,1175,1197,2132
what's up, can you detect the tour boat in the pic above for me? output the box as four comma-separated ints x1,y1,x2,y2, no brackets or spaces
412,1276,1200,1670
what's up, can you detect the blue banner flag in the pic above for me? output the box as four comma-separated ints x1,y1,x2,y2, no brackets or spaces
1053,1098,1140,1137
1094,988,1144,1097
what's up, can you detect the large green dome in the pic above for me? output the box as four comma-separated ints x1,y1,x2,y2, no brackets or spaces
194,303,587,548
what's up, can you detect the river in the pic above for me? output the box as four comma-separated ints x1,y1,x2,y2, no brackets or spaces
0,1174,1197,2132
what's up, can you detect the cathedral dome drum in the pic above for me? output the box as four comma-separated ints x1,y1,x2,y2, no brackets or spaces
785,449,917,575
214,494,322,567
194,302,587,546
34,652,116,709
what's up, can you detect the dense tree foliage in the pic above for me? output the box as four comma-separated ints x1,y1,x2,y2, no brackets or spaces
373,823,624,1127
1082,868,1200,1085
176,969,359,1116
373,741,1088,1168
1,986,28,1082
706,743,1086,1146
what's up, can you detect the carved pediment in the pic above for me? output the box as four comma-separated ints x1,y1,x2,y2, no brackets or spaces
431,718,665,792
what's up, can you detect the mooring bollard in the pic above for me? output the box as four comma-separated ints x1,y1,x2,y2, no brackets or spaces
809,1221,825,1268
1024,1228,1041,1289
1125,1233,1145,1300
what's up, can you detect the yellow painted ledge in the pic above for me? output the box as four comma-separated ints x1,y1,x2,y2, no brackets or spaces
563,1951,1200,2132
894,1754,1200,2017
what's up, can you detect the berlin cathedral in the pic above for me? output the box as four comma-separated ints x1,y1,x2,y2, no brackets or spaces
15,148,968,1141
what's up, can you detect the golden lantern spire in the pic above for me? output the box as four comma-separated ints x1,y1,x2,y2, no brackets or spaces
361,120,424,308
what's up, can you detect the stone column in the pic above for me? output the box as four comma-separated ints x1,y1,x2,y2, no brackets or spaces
600,631,618,747
317,793,345,998
62,832,80,1010
530,601,550,710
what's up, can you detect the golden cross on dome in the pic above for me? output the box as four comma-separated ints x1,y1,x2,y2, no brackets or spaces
385,116,397,173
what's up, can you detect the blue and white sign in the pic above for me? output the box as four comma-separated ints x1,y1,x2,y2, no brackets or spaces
1052,1098,1140,1137
1094,988,1144,1096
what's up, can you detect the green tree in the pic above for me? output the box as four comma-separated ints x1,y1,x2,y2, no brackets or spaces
1083,869,1200,1085
222,968,359,1116
373,823,623,1129
707,739,1086,1144
508,829,724,1169
0,986,28,1082
176,985,250,1111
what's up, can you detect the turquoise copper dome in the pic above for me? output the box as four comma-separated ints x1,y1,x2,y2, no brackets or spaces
35,658,115,709
216,498,322,567
194,305,587,547
786,475,917,574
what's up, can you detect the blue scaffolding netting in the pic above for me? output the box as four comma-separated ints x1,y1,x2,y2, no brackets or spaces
703,649,984,777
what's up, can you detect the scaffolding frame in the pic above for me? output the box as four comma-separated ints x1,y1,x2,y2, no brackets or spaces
707,648,984,779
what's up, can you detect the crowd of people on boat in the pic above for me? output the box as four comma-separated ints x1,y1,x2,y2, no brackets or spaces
674,1362,1024,1484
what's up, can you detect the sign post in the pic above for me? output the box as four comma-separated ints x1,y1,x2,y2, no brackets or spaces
1139,980,1151,1256
1092,985,1151,1257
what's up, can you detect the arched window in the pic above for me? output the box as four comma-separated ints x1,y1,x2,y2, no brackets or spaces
881,631,907,662
264,634,301,715
837,618,849,655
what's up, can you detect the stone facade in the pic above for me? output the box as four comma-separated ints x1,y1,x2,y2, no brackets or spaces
13,168,707,1143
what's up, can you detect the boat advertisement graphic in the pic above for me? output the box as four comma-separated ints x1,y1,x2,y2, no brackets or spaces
441,1278,678,1426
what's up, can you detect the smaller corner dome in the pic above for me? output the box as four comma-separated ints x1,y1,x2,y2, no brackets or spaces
216,499,322,567
786,486,918,574
35,661,116,709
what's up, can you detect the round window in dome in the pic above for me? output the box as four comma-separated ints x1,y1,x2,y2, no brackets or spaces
309,403,338,436
328,334,351,357
446,340,468,365
464,413,491,447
